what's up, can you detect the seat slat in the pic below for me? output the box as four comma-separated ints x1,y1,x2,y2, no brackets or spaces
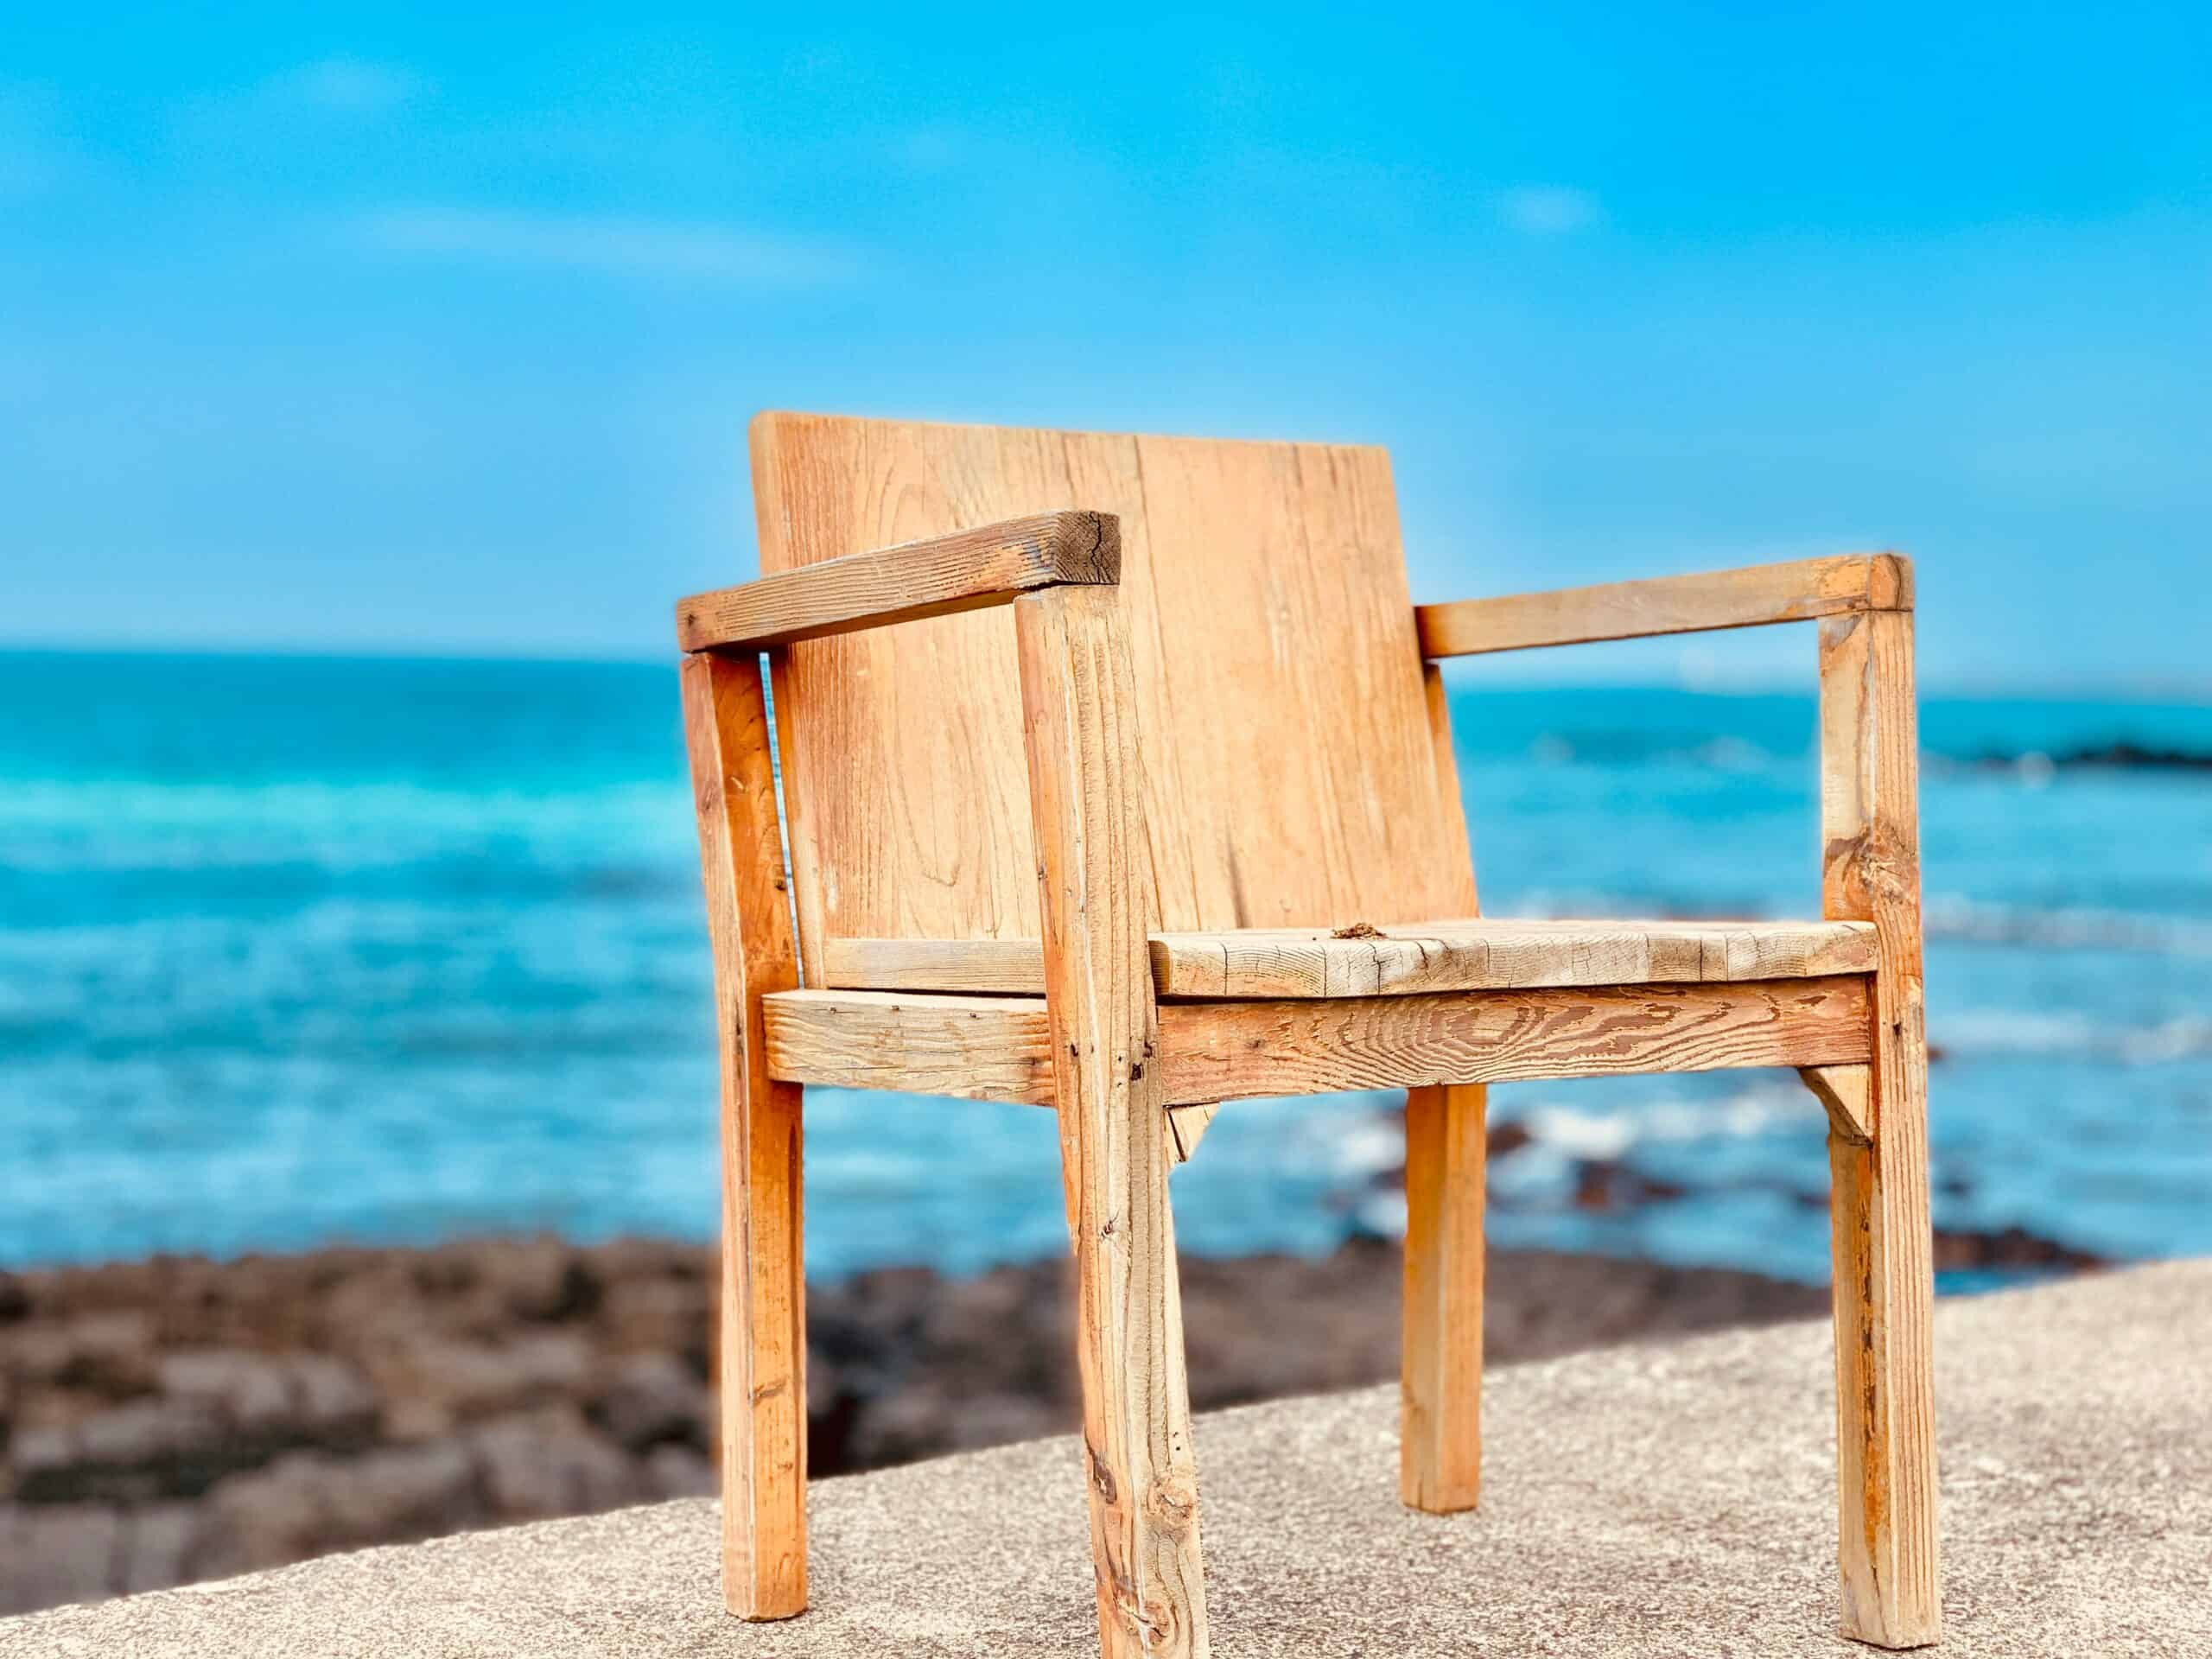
1153,917,1876,997
820,918,1875,1000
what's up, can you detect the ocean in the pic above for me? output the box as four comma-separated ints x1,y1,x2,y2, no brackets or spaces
3,649,2209,1289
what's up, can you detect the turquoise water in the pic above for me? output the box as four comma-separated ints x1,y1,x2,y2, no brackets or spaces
4,649,2210,1286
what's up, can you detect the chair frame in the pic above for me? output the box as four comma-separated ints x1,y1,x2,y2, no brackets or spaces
678,505,1938,1654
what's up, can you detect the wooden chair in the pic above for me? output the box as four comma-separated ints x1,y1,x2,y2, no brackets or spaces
677,413,1940,1656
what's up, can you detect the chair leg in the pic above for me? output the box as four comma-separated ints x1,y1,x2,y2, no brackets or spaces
1056,1108,1205,1658
1016,584,1208,1659
1818,607,1940,1647
681,652,808,1619
1401,1082,1486,1512
1824,1014,1941,1648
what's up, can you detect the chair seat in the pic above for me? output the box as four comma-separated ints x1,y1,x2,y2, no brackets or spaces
821,917,1876,1000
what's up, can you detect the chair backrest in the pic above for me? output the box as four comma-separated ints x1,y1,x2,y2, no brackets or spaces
750,413,1478,961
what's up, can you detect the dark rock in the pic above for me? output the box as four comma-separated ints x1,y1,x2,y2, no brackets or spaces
1487,1121,1535,1158
597,1274,706,1363
1569,1160,1689,1212
7,1313,158,1399
368,1332,591,1440
642,1444,715,1500
197,1443,481,1578
0,1229,1973,1617
157,1351,296,1433
14,1396,232,1503
469,1408,639,1520
290,1355,378,1433
593,1352,708,1453
0,1502,123,1614
118,1503,202,1594
1961,741,2212,774
1934,1226,2105,1273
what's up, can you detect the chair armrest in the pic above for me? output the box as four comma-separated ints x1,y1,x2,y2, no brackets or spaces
1415,552,1912,659
677,511,1120,652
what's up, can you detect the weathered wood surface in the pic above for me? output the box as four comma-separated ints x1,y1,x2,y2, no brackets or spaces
751,413,1474,949
1166,1103,1220,1166
1160,976,1872,1103
760,989,1057,1106
823,936,1046,995
678,652,809,1619
821,918,1876,999
1420,659,1482,913
1015,584,1209,1659
763,976,1873,1106
1819,607,1942,1648
713,414,1942,1653
766,644,829,992
1400,1081,1486,1514
1401,671,1486,1515
1799,1062,1873,1146
1148,918,1875,1000
677,511,1118,652
1416,554,1913,658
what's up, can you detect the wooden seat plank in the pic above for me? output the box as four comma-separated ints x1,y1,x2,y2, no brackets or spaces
819,918,1875,1000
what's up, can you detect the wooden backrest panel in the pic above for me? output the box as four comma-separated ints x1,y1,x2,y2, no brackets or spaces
750,413,1477,952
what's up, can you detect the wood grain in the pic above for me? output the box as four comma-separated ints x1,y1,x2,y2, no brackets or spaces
1400,1082,1485,1513
1160,976,1872,1103
1421,661,1481,914
1148,917,1876,1000
1166,1103,1219,1166
762,977,1873,1106
679,652,808,1620
710,415,1939,1649
750,412,1474,950
1015,585,1209,1659
1416,554,1913,658
760,989,1056,1106
820,918,1877,999
677,511,1117,652
1799,1062,1873,1146
1402,669,1486,1515
1820,607,1942,1649
766,645,829,991
823,936,1046,994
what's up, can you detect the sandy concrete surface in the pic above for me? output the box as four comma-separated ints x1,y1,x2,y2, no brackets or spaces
7,1262,2208,1657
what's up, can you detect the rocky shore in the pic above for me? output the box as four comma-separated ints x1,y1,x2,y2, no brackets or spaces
1955,739,2212,774
0,1232,1861,1617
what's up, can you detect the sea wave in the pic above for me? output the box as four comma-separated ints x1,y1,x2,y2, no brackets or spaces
1934,1008,2212,1064
1924,897,2212,957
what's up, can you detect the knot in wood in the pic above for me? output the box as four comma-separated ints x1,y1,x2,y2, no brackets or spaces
1128,1594,1183,1654
1086,1439,1120,1505
1144,1467,1199,1534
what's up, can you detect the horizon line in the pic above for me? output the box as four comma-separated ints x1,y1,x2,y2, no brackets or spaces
3,637,2209,707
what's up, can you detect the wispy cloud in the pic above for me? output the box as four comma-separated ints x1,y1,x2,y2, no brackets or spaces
268,57,421,115
1497,185,1602,237
352,206,862,288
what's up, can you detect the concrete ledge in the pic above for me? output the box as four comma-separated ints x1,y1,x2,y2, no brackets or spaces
10,1262,2209,1657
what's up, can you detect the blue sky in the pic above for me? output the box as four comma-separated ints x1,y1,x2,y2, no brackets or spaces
4,3,2207,687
